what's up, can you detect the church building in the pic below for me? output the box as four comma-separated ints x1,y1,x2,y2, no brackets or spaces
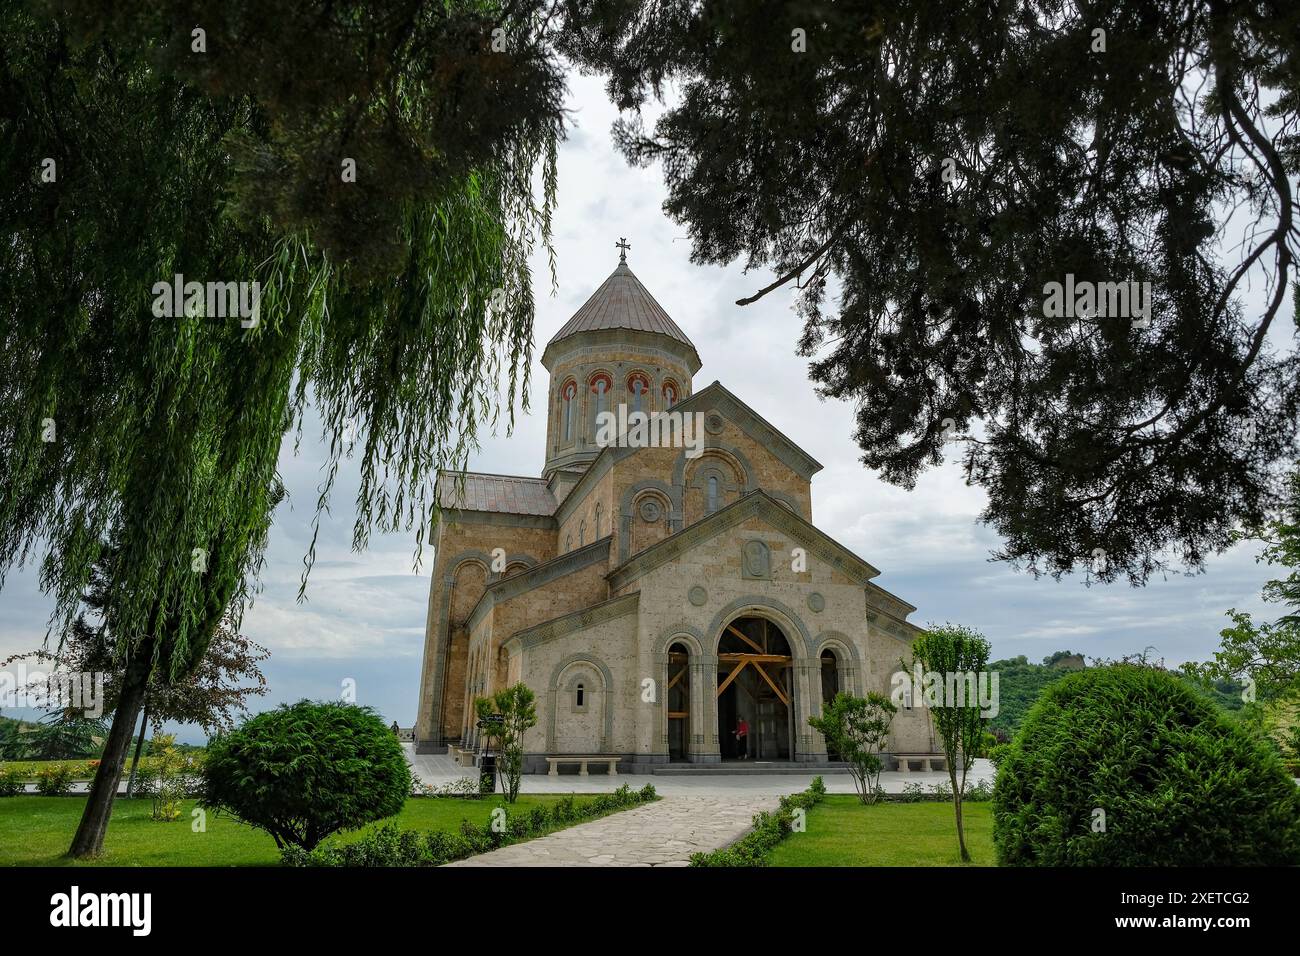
414,244,936,771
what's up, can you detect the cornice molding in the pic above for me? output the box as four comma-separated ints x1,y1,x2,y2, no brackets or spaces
608,490,879,591
466,536,611,635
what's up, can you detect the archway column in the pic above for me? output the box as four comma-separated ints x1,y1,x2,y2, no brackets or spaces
796,660,828,761
697,655,721,763
654,651,670,761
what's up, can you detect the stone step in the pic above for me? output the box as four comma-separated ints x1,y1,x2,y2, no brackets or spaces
651,762,852,776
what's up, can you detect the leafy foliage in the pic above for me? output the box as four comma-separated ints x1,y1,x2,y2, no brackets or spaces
200,701,409,851
808,691,895,804
474,683,537,804
19,711,107,762
911,623,992,862
4,544,271,736
0,0,565,856
34,764,75,796
567,0,1300,583
993,665,1300,865
0,767,23,797
148,734,187,822
1186,470,1300,702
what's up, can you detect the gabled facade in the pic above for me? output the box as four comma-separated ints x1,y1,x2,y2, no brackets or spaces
414,250,934,769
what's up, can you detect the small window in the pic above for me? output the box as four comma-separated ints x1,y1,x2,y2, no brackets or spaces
903,687,913,710
707,475,719,513
591,375,609,418
562,381,576,442
575,683,585,708
595,503,603,538
579,520,586,546
628,374,648,413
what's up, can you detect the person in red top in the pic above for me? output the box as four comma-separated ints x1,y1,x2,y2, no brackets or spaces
734,718,749,759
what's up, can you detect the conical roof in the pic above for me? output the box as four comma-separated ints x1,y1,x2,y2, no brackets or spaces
543,260,699,369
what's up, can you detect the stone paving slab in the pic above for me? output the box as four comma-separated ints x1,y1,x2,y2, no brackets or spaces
445,795,776,867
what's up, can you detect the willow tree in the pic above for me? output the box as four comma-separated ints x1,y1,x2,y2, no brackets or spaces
568,0,1300,584
0,1,567,856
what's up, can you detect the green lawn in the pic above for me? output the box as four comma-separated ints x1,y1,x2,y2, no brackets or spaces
0,794,606,867
768,797,996,866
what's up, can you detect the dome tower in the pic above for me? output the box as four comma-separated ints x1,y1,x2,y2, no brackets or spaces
541,239,701,485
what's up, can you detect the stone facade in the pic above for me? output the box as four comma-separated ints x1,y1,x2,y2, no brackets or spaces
414,253,935,768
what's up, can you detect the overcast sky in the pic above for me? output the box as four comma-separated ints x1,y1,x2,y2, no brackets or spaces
1,70,1288,743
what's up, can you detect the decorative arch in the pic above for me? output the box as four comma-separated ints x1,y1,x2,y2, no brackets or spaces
654,623,708,659
707,596,816,659
587,370,614,433
813,630,864,697
558,376,579,445
618,478,679,563
654,625,710,763
546,654,615,752
813,631,862,664
766,490,805,518
682,447,750,489
625,369,653,413
661,378,681,407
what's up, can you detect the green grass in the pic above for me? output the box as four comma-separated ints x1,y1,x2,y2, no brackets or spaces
768,797,996,866
0,794,609,867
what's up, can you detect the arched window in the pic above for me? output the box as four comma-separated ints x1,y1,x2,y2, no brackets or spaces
707,475,719,514
590,374,610,418
556,379,577,442
595,502,603,538
662,380,678,406
575,682,585,708
628,373,649,413
561,380,577,442
579,520,586,546
565,533,572,552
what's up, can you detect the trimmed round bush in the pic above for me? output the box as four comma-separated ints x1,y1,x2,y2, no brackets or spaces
200,700,409,851
993,665,1300,866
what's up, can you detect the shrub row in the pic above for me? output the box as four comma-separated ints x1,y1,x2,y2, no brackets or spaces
281,783,659,867
690,776,827,867
888,779,993,803
0,767,25,796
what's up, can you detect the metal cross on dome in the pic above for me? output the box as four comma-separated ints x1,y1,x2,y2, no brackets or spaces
615,237,631,262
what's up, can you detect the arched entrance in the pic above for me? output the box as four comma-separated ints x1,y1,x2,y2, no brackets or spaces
820,649,841,760
666,641,691,761
716,616,793,761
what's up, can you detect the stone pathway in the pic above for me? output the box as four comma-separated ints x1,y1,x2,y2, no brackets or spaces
445,795,776,867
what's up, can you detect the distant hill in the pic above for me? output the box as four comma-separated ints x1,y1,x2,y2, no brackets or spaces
987,653,1084,739
986,651,1250,741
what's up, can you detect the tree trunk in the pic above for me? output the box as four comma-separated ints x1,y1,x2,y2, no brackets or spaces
125,695,151,799
949,765,970,863
67,652,151,858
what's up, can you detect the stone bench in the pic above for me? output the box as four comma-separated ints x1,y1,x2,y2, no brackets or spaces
449,746,476,768
545,755,620,777
893,753,948,773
